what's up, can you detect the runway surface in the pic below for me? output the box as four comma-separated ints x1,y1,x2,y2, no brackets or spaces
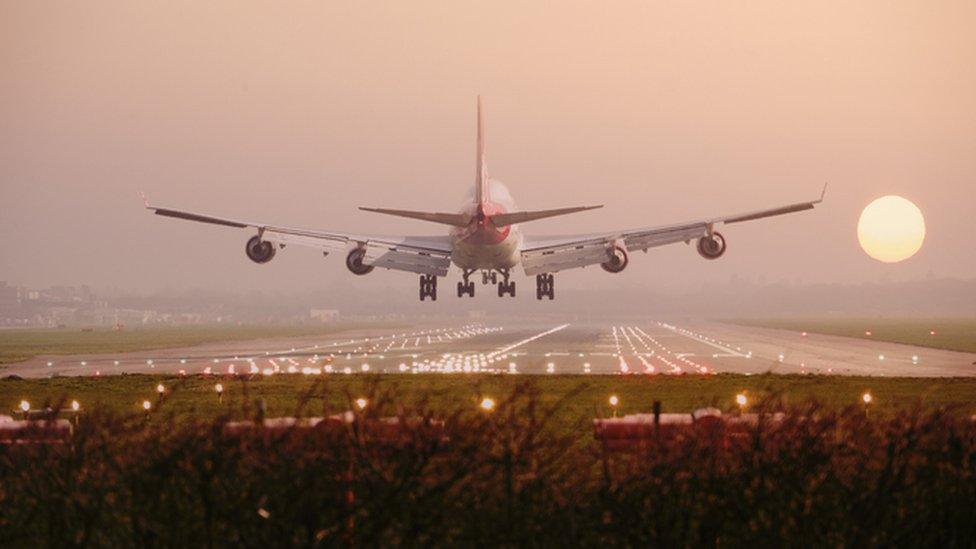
5,320,976,378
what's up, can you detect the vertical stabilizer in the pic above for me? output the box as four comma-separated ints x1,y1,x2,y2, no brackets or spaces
475,96,488,204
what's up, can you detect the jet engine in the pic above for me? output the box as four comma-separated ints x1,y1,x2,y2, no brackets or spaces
245,235,276,264
346,248,374,275
697,232,726,260
601,245,629,273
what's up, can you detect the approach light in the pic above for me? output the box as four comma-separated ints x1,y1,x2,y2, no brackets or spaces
736,393,748,408
71,400,80,412
142,400,152,411
215,383,224,394
156,383,165,394
355,398,368,410
361,363,370,372
480,397,495,412
19,400,30,412
862,392,873,404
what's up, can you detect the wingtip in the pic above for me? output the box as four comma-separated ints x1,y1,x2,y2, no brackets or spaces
140,191,151,209
819,182,828,202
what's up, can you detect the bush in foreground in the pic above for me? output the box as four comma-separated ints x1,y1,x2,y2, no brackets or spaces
1,382,974,546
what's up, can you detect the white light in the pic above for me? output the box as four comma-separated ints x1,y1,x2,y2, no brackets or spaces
142,400,151,411
736,393,747,407
19,400,29,412
71,400,80,411
609,395,619,407
878,354,885,361
355,398,368,410
862,392,873,404
912,355,919,364
480,397,495,411
215,383,224,393
156,383,165,394
361,363,370,372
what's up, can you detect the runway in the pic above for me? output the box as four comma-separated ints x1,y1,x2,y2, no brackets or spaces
5,320,975,378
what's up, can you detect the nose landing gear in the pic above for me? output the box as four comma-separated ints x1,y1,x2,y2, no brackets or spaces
481,270,498,285
535,273,555,300
419,274,438,301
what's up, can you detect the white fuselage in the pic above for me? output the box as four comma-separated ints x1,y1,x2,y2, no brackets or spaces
449,179,522,270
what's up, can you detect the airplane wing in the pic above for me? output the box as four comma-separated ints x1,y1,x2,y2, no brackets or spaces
520,186,825,276
146,201,453,276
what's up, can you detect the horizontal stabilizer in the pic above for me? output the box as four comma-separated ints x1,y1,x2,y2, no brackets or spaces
491,205,603,227
359,207,471,227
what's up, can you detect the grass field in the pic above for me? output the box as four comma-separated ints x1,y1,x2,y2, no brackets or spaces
731,317,976,353
3,374,975,430
0,323,395,365
4,374,975,545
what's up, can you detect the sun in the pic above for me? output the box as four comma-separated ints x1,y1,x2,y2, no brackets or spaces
857,195,925,263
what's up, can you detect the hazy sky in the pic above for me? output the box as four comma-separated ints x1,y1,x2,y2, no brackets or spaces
2,1,974,296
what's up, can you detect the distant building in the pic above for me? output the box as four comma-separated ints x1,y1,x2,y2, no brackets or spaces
310,309,340,322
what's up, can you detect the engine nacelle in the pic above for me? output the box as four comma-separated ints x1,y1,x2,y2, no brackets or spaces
697,232,726,260
601,245,629,273
245,235,276,264
346,248,374,275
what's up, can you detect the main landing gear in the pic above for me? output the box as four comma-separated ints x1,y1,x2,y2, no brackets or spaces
535,273,555,300
457,269,476,298
497,269,516,298
419,274,438,301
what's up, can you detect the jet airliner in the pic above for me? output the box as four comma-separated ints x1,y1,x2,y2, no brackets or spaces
147,97,824,301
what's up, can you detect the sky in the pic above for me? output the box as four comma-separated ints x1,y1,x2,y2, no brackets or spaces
1,1,974,297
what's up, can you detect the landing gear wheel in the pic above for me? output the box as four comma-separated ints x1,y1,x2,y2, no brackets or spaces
535,274,555,300
497,280,516,297
457,281,475,297
419,275,438,301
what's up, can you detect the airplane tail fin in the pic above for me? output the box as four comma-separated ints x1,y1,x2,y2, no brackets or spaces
475,95,488,204
491,205,603,227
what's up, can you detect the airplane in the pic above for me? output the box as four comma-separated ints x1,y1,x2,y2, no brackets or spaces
146,97,825,301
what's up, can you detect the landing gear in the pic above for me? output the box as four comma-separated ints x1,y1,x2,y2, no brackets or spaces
457,269,475,298
481,270,498,285
496,269,516,298
535,273,555,300
419,274,438,301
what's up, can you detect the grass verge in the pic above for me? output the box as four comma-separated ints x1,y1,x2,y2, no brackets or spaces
729,317,976,353
0,323,397,365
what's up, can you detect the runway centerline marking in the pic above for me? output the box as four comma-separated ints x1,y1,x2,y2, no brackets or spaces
487,324,570,359
654,325,749,358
